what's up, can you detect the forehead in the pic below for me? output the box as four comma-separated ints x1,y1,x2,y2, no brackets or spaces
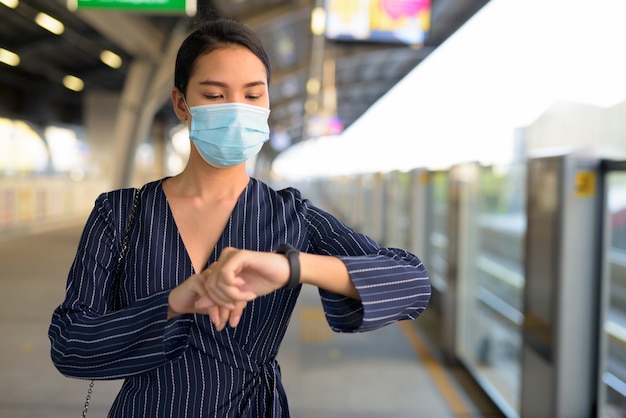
189,46,268,84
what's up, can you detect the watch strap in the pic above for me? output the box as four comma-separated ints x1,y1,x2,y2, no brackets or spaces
276,243,300,289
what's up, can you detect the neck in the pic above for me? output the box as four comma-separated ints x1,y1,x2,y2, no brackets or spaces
169,152,251,201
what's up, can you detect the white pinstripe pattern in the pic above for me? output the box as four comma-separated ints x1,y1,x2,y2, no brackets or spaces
48,177,430,417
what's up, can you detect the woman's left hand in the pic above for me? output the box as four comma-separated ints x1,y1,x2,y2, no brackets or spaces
198,247,292,329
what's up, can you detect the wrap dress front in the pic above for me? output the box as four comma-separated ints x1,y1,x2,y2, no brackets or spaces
48,177,430,417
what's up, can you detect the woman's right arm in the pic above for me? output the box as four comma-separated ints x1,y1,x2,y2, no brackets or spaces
48,191,192,380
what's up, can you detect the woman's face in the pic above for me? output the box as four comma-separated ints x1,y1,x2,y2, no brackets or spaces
185,45,270,110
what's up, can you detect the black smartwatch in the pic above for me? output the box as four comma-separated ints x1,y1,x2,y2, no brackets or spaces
276,243,300,289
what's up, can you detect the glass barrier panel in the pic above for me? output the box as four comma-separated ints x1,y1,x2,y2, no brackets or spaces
425,169,450,314
602,170,626,418
457,163,526,416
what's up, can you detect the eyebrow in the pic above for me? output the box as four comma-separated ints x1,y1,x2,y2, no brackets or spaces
198,80,267,88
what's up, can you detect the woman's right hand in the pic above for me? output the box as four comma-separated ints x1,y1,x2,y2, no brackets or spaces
167,273,248,331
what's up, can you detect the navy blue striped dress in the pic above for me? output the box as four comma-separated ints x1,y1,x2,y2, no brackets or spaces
48,178,430,417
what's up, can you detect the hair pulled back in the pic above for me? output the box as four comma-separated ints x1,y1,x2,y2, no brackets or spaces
174,18,272,96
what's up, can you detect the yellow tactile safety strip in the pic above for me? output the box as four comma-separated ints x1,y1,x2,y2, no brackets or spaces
397,321,471,416
298,307,334,343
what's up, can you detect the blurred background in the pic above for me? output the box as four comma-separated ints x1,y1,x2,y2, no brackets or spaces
1,0,626,417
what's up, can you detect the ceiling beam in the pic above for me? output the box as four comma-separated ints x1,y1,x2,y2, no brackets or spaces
73,10,168,61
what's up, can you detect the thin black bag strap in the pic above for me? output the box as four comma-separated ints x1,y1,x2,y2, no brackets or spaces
111,186,143,310
82,186,143,418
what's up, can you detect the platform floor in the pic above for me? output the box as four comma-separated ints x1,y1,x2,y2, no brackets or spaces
0,221,504,417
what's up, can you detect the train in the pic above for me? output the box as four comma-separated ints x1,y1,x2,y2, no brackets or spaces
277,156,626,418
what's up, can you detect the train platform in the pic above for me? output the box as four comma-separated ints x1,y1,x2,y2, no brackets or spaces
0,221,503,418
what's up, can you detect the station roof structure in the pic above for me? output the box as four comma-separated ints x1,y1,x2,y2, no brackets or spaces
0,0,489,154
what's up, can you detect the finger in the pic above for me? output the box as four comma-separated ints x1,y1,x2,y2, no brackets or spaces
168,274,209,317
214,278,255,304
218,306,230,331
207,306,231,331
228,301,247,328
194,296,215,310
202,267,237,306
208,306,221,329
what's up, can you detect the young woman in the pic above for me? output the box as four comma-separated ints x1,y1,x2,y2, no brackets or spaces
49,18,431,417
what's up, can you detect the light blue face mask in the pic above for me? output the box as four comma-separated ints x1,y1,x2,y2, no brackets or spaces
185,101,270,168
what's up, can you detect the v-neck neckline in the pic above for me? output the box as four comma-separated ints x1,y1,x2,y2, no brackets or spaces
158,177,252,274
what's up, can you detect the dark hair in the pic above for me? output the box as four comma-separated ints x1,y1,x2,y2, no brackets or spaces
174,18,272,95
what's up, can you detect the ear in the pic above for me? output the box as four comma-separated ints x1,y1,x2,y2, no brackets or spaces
171,87,188,121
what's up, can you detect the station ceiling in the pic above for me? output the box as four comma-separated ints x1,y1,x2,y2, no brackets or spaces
0,0,489,156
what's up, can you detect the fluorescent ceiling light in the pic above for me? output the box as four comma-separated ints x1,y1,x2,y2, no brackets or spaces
306,78,320,95
310,7,326,36
100,50,122,69
35,12,64,35
63,75,84,92
0,48,20,66
0,0,19,8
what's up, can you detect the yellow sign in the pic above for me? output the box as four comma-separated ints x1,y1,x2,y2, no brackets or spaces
575,170,595,197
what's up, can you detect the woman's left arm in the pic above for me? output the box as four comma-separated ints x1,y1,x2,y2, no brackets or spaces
197,189,430,332
304,203,431,332
299,252,358,299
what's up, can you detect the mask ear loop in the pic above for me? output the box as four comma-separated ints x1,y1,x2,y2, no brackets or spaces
180,92,192,113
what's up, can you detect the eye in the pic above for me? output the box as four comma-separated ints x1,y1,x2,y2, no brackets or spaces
203,94,223,100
